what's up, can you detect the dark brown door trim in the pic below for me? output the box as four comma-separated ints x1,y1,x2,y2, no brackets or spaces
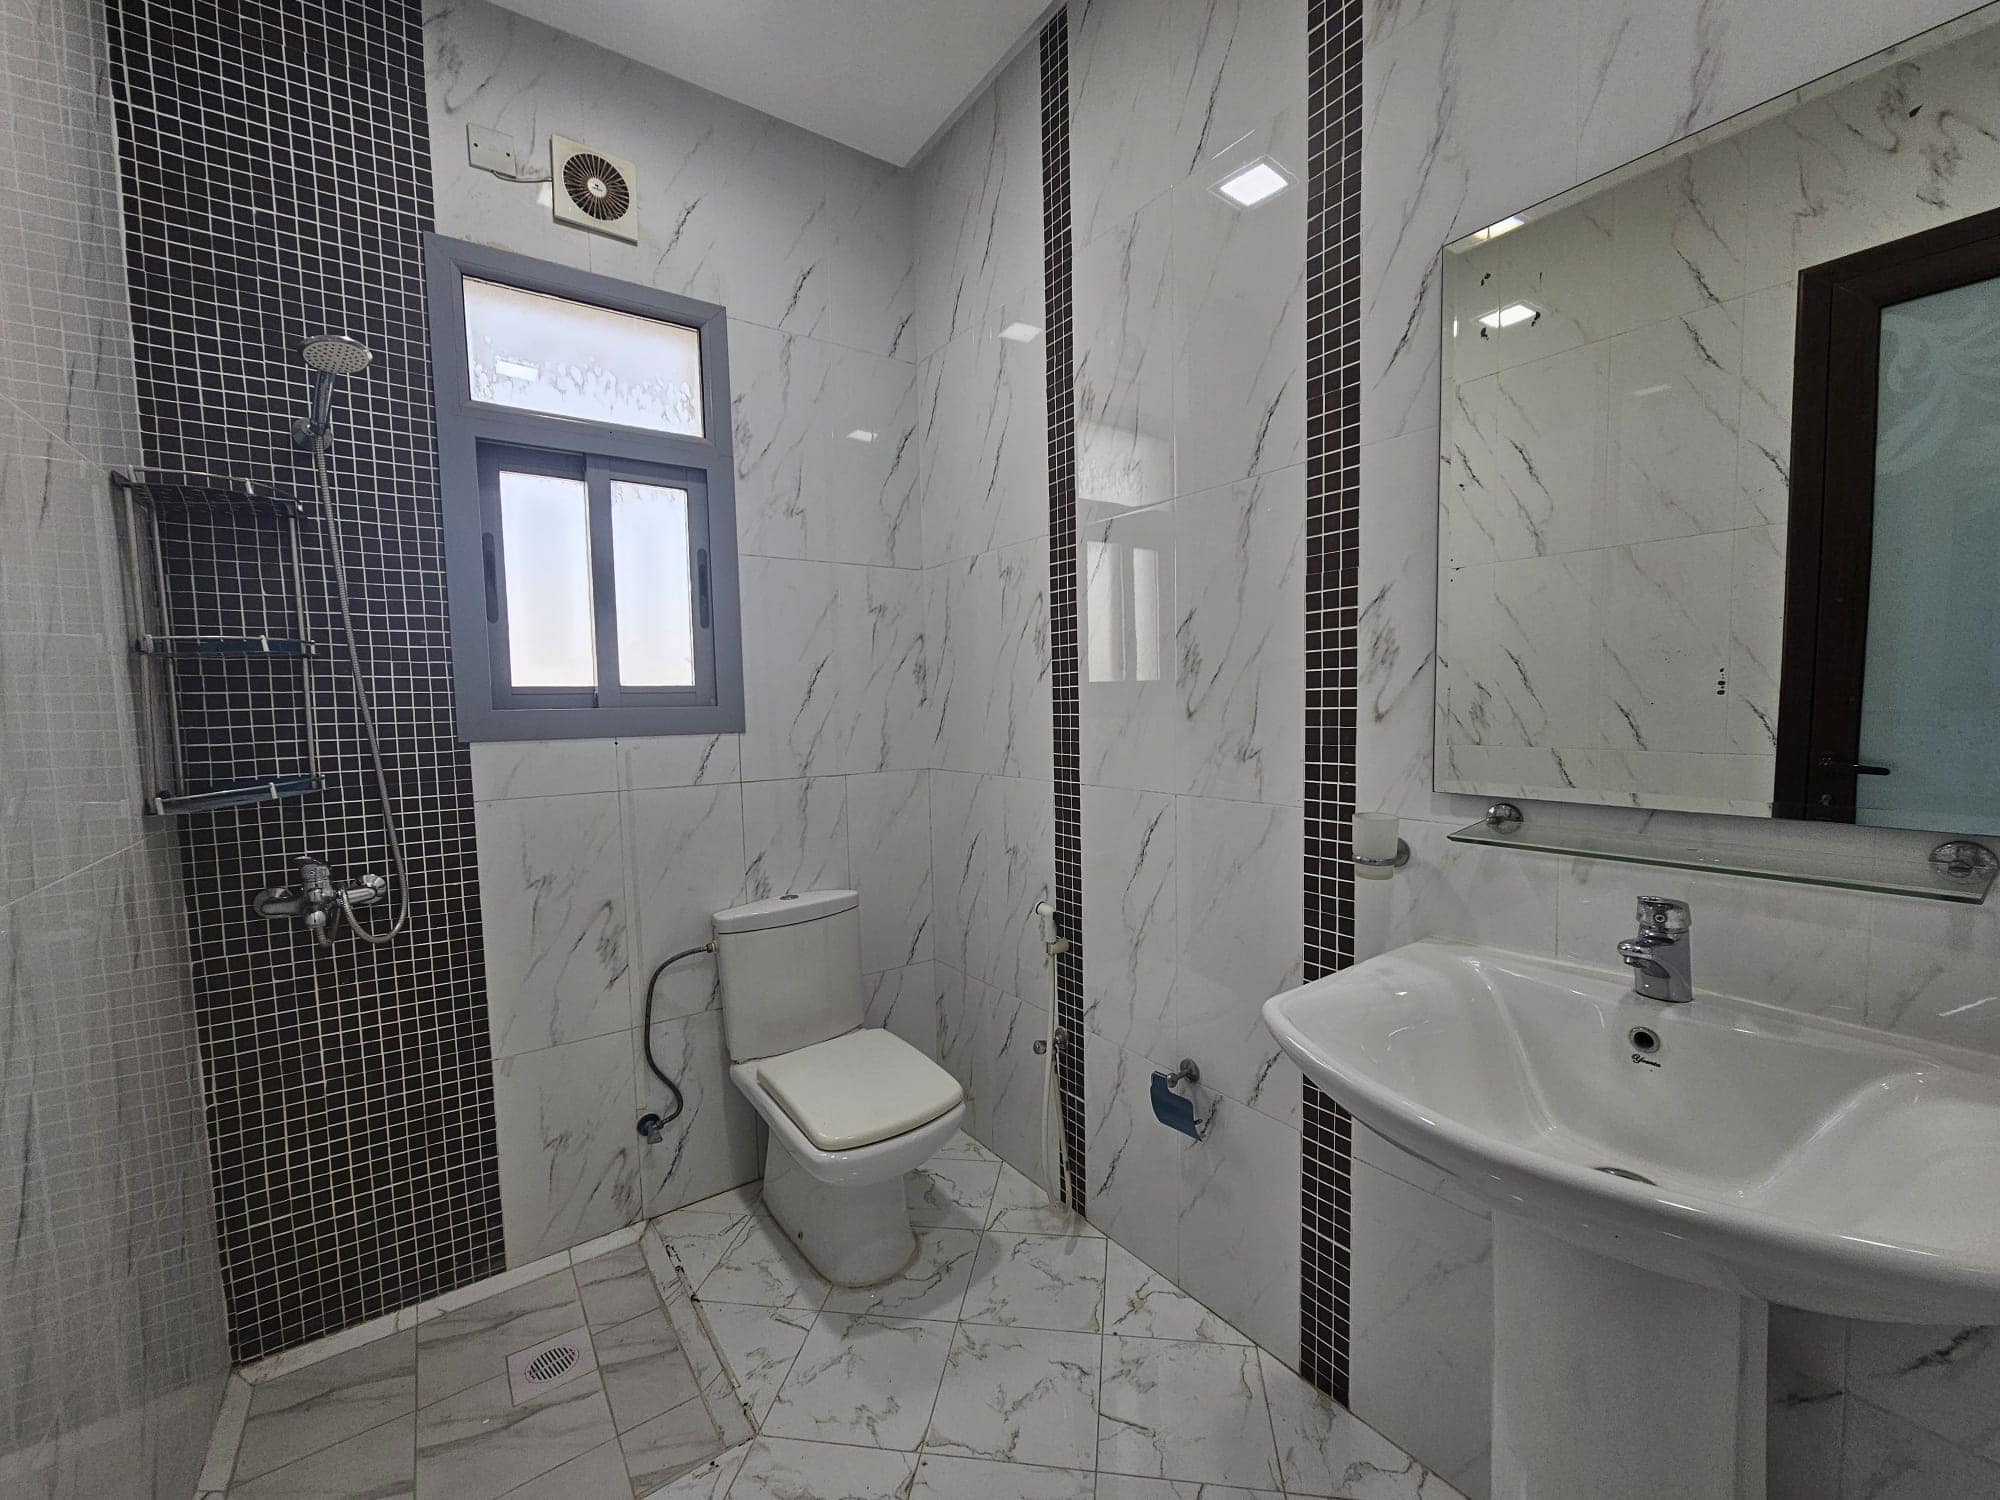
1775,204,2000,820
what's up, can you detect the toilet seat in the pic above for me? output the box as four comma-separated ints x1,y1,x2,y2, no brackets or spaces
754,1028,964,1151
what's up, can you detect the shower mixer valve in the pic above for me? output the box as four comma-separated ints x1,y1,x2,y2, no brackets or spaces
254,855,389,947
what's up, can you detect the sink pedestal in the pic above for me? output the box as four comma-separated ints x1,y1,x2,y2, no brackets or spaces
1492,1215,1768,1500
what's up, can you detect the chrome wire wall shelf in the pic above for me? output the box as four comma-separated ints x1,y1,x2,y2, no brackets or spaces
1449,802,1999,905
113,469,324,816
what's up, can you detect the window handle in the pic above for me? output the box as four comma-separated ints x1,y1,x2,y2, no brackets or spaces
482,533,499,623
697,548,711,629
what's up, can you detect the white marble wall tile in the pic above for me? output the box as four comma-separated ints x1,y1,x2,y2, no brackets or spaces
1175,469,1305,805
865,962,943,1060
1385,819,1561,960
1172,796,1303,1126
738,556,848,781
1347,1163,1493,1500
1438,551,1597,754
1357,428,1447,823
930,772,1055,1004
911,46,1045,361
619,735,741,792
625,785,747,1024
918,292,1050,568
1768,1306,1847,1500
1084,1034,1188,1281
1600,303,1747,550
934,963,982,1104
849,771,934,972
1866,898,2000,1058
494,1033,640,1265
1079,786,1178,1063
931,539,1053,779
742,777,848,902
1171,162,1306,497
844,565,937,773
1076,198,1176,521
1080,502,1179,792
470,739,619,801
1840,1398,2000,1499
732,325,920,569
1593,532,1736,757
1175,1099,1302,1362
476,793,631,1057
638,1009,761,1219
1847,1321,2000,1459
972,986,1052,1182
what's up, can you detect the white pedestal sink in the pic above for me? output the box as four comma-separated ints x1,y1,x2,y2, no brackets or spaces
1263,940,2000,1500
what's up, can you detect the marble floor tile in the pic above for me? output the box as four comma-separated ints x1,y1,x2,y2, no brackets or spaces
934,1130,1001,1163
985,1165,1101,1236
234,1332,417,1482
1102,1243,1248,1345
696,1217,833,1310
822,1227,982,1322
637,1441,749,1499
1097,1337,1282,1491
492,1439,631,1500
907,1158,1003,1230
618,1395,725,1494
415,1371,617,1500
959,1232,1107,1333
925,1324,1101,1470
725,1436,919,1499
417,1271,587,1407
576,1247,662,1330
652,1210,758,1289
593,1309,701,1433
1093,1478,1282,1500
761,1313,956,1451
696,1303,818,1423
908,1453,1096,1499
1260,1350,1461,1499
227,1413,415,1498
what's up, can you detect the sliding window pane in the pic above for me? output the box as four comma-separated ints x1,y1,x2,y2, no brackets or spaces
463,277,705,436
610,480,696,687
498,470,596,687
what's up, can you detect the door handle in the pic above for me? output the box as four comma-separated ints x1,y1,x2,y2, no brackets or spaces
1818,758,1891,775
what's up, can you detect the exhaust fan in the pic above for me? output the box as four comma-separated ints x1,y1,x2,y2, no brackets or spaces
551,135,638,243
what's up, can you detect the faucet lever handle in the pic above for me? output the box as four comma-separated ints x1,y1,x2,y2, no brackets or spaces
1635,896,1690,935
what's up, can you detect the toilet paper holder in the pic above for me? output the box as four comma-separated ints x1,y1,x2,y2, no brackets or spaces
1150,1058,1210,1143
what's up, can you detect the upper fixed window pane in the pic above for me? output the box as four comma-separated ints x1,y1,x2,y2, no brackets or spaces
463,277,705,437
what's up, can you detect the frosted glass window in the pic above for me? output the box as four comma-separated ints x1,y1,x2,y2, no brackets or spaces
611,480,696,687
463,277,704,436
498,470,596,687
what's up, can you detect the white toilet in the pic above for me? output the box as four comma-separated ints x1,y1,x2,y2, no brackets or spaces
713,888,966,1285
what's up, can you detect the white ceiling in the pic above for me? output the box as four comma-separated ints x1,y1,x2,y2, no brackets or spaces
485,0,1054,166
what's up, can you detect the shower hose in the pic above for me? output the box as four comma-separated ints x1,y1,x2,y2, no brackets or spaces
310,441,411,946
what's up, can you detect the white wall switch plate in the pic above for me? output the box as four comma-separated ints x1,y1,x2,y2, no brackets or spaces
467,124,518,176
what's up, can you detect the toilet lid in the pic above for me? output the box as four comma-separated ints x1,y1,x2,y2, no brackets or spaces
755,1029,965,1152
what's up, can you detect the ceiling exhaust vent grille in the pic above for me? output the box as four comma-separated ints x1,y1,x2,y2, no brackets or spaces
551,135,638,243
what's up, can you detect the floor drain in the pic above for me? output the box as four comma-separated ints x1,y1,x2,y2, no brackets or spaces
506,1328,596,1406
1593,1165,1657,1185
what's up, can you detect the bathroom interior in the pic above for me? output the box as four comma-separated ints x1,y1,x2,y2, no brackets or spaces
10,0,2000,1496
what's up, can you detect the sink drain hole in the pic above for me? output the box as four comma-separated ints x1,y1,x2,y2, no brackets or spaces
1592,1165,1657,1185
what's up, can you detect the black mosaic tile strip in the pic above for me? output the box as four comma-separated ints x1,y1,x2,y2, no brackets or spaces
107,0,503,1362
1300,0,1363,1404
1040,10,1087,1211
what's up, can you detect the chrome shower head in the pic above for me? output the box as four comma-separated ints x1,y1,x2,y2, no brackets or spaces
293,334,373,449
301,333,373,376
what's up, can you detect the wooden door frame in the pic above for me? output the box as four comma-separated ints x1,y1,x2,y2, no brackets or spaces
1775,204,2000,820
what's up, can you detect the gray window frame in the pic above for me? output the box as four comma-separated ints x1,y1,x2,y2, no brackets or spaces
426,233,744,741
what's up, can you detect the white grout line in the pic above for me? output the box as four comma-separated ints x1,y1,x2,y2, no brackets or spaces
195,1373,254,1492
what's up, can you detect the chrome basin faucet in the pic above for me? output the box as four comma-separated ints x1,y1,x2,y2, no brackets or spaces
1618,897,1693,1003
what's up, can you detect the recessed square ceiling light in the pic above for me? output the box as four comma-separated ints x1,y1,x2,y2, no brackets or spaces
845,428,879,443
495,358,539,380
1469,215,1525,242
1477,302,1539,330
997,321,1043,343
1212,157,1293,208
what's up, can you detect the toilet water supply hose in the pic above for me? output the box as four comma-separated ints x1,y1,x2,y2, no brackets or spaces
642,941,714,1126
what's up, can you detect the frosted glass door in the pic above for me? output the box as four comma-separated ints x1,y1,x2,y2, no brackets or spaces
1857,275,2000,833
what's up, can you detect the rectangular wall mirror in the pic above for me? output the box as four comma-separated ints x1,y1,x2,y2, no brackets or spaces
1434,5,2000,835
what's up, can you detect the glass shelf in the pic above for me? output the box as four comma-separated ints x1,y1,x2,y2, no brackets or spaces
152,774,326,816
1448,812,1997,904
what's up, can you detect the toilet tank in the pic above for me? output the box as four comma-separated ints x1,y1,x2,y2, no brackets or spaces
713,889,864,1062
